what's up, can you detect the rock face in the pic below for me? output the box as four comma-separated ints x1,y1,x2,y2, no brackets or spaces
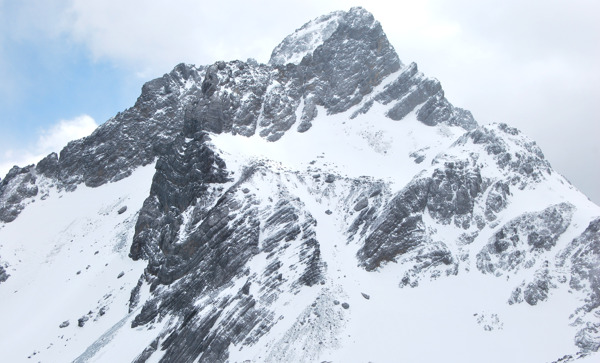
557,218,600,352
477,203,574,275
352,61,477,130
0,263,8,284
130,160,328,361
0,165,38,223
1,6,599,363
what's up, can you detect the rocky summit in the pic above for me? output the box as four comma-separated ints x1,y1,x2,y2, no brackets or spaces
0,7,599,363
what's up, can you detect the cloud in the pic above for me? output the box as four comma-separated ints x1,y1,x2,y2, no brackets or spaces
38,115,97,153
0,115,98,179
61,0,336,78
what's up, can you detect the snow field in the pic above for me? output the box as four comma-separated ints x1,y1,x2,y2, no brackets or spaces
0,164,159,362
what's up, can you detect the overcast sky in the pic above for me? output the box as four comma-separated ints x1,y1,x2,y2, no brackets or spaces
0,0,598,204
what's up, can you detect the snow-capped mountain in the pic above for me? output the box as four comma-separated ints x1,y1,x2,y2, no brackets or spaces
1,7,599,363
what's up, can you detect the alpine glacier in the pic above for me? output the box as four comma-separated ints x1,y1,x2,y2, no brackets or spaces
0,7,599,363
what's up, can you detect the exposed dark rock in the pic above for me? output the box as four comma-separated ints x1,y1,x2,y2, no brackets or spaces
508,287,523,305
409,150,426,164
57,63,204,188
356,155,486,272
59,321,70,328
477,203,574,275
78,316,89,327
270,7,401,116
36,152,59,179
361,293,370,300
357,178,430,270
261,199,302,254
341,302,350,309
117,206,128,214
297,237,326,287
352,61,476,130
398,241,455,288
575,323,600,352
369,189,381,197
0,262,9,283
452,124,552,189
133,338,160,363
129,275,145,313
130,153,326,361
416,90,476,130
561,218,600,311
183,60,275,139
458,231,479,246
1,64,207,222
556,218,600,352
485,181,510,221
426,160,483,228
129,131,230,276
0,165,38,223
523,264,554,306
353,197,369,211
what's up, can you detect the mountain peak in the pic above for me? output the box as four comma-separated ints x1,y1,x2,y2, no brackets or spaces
269,7,399,69
269,10,344,66
2,9,599,362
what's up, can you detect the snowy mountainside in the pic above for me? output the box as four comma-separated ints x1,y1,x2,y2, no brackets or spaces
1,6,599,363
0,164,158,362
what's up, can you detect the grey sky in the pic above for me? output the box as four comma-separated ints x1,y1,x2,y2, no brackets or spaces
1,0,598,204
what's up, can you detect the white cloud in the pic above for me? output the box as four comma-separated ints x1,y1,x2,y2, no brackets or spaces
0,115,97,179
37,115,97,153
60,0,336,78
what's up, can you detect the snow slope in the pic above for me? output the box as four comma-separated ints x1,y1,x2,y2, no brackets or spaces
1,94,598,362
0,164,158,362
215,107,600,363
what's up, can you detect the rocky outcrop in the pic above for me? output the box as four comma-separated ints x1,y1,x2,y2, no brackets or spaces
557,218,600,352
356,157,484,270
129,131,231,283
130,165,328,361
477,203,574,275
130,109,327,361
484,181,511,221
271,7,401,118
357,178,430,271
352,61,477,130
0,165,38,223
355,122,556,273
508,263,555,306
426,160,483,228
451,123,552,189
58,63,205,188
0,261,9,284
